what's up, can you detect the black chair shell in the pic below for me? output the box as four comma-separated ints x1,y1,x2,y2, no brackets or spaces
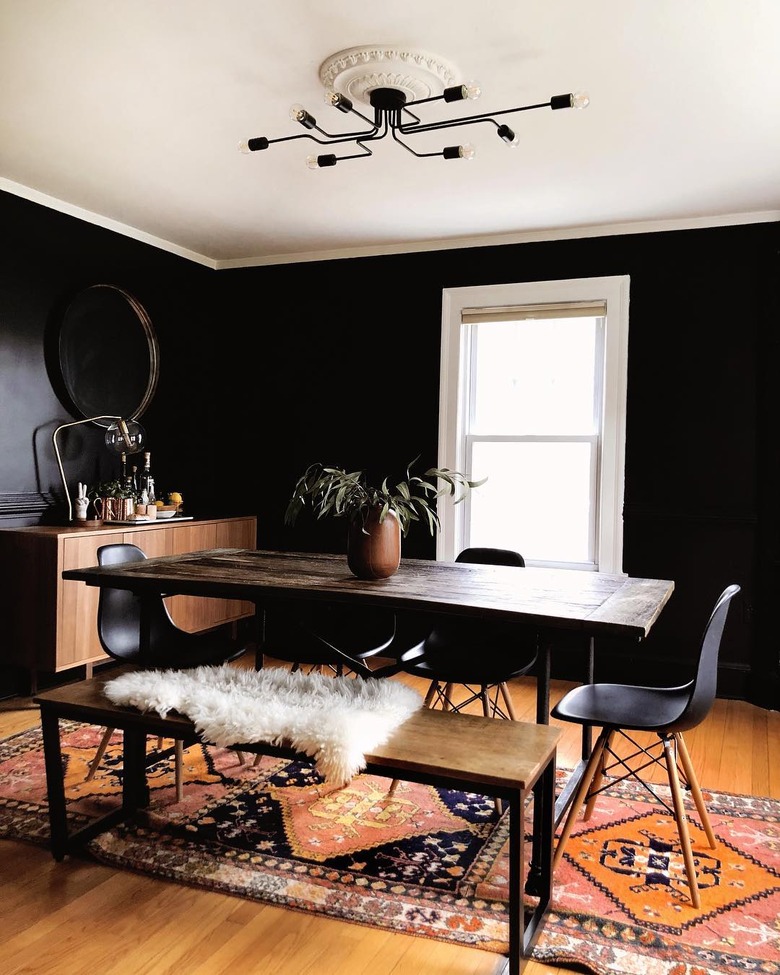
87,543,248,795
260,602,397,677
550,583,741,909
97,543,247,669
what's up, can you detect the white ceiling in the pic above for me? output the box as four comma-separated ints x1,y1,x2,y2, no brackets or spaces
2,1,779,269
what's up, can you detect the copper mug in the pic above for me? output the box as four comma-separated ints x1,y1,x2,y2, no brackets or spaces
95,497,134,521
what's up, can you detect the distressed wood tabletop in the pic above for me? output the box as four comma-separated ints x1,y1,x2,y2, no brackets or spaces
63,548,674,639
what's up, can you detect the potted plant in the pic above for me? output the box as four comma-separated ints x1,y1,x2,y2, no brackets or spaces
284,457,486,579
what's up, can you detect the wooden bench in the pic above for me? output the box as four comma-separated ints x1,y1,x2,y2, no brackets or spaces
34,674,560,974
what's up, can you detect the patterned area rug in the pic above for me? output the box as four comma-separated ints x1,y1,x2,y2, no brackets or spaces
1,721,779,975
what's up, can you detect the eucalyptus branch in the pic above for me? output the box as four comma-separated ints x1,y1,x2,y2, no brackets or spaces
285,457,486,538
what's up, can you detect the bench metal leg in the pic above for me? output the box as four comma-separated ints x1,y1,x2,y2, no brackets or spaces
40,707,152,860
40,709,69,862
123,727,150,809
506,752,557,973
507,788,524,974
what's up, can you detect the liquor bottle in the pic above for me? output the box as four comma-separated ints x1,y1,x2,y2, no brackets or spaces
120,451,128,483
138,451,156,503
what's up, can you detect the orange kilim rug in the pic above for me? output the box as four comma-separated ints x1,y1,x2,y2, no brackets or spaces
1,721,779,975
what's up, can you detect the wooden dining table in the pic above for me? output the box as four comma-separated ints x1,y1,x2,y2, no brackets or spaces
62,547,675,820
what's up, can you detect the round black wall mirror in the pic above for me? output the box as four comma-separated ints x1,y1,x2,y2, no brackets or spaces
58,284,159,427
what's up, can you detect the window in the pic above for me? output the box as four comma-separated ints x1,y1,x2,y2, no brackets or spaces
437,276,630,573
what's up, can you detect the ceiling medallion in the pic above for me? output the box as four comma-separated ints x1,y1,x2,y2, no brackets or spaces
318,46,460,106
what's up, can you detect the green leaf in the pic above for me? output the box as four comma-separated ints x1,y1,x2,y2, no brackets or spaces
283,458,486,538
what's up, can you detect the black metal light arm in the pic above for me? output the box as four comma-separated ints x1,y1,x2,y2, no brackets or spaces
310,141,374,169
391,128,464,160
241,96,380,154
398,96,576,137
239,84,587,165
242,121,379,153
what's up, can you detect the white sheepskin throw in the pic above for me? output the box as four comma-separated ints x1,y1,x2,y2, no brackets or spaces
104,665,422,786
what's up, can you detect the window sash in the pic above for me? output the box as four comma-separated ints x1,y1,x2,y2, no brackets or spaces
438,276,630,573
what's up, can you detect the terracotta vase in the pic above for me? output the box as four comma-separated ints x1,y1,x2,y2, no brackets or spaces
347,508,402,580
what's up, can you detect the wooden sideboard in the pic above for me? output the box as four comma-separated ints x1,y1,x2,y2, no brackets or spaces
0,516,257,687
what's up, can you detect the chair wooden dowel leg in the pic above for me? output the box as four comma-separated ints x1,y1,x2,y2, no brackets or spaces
423,681,439,708
583,728,613,821
662,736,700,908
499,682,517,720
553,730,609,871
444,684,455,711
386,778,400,797
675,732,717,849
86,726,115,781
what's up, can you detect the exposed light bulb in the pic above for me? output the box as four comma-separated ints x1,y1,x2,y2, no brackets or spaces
443,143,476,160
571,91,590,109
104,419,146,454
238,137,269,152
290,104,317,128
444,82,482,104
306,153,337,169
324,90,353,112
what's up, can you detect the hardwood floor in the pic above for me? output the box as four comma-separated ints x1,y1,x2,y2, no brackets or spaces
1,661,778,975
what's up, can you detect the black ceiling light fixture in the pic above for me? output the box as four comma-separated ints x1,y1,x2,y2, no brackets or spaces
238,45,589,169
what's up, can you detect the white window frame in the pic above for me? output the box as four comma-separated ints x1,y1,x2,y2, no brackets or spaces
437,275,630,574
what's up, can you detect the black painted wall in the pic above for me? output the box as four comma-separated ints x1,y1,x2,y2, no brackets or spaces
1,188,778,708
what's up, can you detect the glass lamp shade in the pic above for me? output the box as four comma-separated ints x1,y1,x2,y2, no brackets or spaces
104,418,146,454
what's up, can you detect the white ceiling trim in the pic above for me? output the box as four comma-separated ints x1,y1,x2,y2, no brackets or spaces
3,176,777,272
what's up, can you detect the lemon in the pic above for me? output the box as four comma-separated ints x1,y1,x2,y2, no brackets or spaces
155,500,165,509
168,491,183,504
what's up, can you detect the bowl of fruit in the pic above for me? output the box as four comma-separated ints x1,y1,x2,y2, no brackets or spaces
155,492,183,519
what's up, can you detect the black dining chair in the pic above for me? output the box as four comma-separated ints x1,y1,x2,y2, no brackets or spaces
396,547,539,719
550,583,741,908
86,543,249,798
250,602,405,770
259,599,401,679
388,548,538,808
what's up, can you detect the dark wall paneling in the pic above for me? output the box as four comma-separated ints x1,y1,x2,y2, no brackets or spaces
754,239,780,710
0,492,56,526
622,505,755,698
1,185,778,707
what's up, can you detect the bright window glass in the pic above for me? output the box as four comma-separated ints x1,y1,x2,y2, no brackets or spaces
471,317,598,435
468,440,596,565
